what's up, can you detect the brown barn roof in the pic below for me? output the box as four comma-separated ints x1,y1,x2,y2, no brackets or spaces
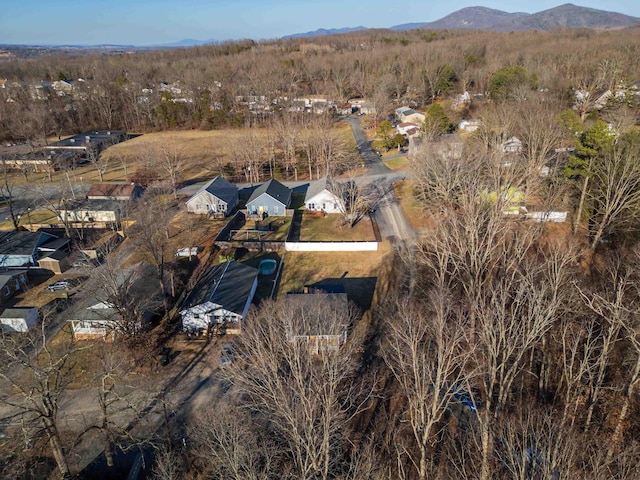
86,183,141,200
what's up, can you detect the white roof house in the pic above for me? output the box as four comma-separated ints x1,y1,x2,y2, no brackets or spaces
0,307,39,333
304,177,345,214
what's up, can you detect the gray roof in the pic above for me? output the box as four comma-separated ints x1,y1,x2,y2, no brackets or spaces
247,179,292,207
0,231,57,256
183,261,258,316
194,176,238,205
46,130,126,149
304,177,339,203
65,198,123,212
0,307,36,319
0,270,28,290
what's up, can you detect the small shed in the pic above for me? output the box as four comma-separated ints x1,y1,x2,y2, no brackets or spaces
38,249,71,274
0,307,39,332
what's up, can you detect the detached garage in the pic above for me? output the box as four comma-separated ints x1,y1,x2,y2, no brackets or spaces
0,307,39,332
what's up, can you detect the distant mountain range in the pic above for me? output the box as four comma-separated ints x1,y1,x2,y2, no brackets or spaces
278,3,639,40
2,4,638,51
155,38,218,47
389,3,639,31
282,26,368,39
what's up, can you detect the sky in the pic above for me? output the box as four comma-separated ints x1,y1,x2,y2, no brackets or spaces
1,0,639,46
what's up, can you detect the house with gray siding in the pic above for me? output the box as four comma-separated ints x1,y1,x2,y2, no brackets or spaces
186,176,238,216
246,179,291,216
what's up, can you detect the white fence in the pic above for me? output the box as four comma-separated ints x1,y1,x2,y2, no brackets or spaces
526,211,568,223
285,242,378,252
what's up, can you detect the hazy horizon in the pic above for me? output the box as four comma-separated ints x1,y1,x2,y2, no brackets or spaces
1,0,639,46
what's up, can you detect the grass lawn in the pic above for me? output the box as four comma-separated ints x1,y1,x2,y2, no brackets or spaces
230,217,291,242
0,209,58,230
168,209,227,252
277,241,391,300
383,156,409,170
300,214,376,241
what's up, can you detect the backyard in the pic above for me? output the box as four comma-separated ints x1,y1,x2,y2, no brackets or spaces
299,214,377,241
228,216,291,242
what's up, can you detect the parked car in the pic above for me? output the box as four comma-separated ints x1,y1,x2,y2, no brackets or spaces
175,247,199,257
47,280,70,291
219,343,234,367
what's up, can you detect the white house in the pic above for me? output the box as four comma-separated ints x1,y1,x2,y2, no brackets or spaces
458,119,481,132
500,136,523,154
70,302,119,340
180,261,258,335
304,177,345,214
397,122,420,137
186,176,238,216
0,307,39,333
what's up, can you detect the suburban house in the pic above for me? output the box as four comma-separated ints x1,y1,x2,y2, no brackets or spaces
500,136,523,155
0,307,39,333
0,149,80,172
458,119,481,132
348,98,376,115
186,176,239,216
395,106,426,125
70,302,119,340
86,182,143,201
0,231,69,268
285,286,350,354
0,270,29,303
60,199,127,229
304,177,345,214
246,179,292,217
180,261,259,335
397,122,421,138
292,95,333,114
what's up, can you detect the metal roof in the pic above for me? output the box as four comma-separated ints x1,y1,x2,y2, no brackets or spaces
182,261,258,316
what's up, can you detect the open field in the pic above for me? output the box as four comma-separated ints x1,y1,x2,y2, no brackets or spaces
300,214,376,241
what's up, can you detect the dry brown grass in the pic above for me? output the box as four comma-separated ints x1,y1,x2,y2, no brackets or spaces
277,241,391,296
393,179,432,232
300,214,376,241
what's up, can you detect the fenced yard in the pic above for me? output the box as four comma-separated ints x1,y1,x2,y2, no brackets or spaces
299,214,377,241
229,217,291,242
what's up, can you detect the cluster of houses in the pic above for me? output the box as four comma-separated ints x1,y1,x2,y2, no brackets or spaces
0,130,128,173
0,230,70,332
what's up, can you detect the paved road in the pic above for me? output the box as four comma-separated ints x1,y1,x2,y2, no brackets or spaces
344,116,393,176
344,116,417,246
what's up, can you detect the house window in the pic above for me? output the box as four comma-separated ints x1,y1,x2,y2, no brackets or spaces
322,203,326,210
308,203,315,210
274,206,279,215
